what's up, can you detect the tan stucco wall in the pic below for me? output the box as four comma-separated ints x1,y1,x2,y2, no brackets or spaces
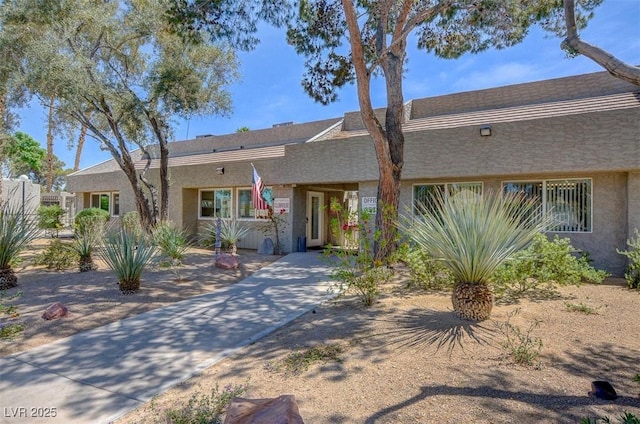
628,172,640,239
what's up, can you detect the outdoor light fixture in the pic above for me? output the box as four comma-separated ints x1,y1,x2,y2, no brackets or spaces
216,167,224,175
480,125,492,137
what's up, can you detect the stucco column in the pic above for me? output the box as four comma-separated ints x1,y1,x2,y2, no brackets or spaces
628,172,640,239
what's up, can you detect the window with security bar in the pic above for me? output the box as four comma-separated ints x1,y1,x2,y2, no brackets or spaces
502,179,592,232
413,182,483,216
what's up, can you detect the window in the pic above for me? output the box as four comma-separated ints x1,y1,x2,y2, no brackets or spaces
90,192,119,216
112,193,120,216
200,189,232,219
237,187,273,219
413,182,483,216
502,178,592,232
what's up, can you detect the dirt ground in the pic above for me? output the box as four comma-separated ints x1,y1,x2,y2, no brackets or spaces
2,240,639,423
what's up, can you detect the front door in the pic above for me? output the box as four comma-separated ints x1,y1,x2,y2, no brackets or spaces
306,191,324,247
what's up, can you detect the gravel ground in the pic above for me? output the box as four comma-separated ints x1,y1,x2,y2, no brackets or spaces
2,240,639,423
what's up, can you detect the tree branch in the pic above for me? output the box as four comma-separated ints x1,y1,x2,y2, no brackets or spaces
563,0,640,86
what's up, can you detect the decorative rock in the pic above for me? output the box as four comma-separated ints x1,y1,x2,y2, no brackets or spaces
42,302,69,320
590,381,618,400
224,394,304,424
258,238,275,255
215,254,239,270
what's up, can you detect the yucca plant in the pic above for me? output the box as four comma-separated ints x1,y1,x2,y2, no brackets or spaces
152,221,191,266
71,216,106,272
220,219,251,255
399,190,549,321
99,229,157,294
0,203,41,289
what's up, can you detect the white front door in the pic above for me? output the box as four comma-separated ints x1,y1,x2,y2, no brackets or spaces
306,191,324,247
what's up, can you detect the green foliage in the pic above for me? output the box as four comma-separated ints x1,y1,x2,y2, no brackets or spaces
32,239,78,271
0,290,25,339
122,211,144,243
74,208,109,234
328,208,394,306
153,382,248,424
633,373,640,384
564,302,599,315
152,221,191,266
0,203,41,270
617,228,640,290
99,229,157,294
37,204,65,231
70,217,105,272
219,219,251,254
400,191,549,286
495,308,543,367
491,234,609,297
2,131,45,178
403,247,455,290
581,413,640,424
267,343,344,377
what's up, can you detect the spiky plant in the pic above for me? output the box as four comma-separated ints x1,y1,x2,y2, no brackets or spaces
399,190,548,321
152,221,191,266
220,219,251,255
0,203,41,289
71,216,105,272
99,229,157,294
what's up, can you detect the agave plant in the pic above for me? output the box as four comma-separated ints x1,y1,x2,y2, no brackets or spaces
152,221,191,266
71,216,105,272
99,229,157,294
201,219,251,255
399,190,548,321
0,204,41,289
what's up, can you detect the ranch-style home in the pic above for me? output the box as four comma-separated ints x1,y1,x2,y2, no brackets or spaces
66,71,640,276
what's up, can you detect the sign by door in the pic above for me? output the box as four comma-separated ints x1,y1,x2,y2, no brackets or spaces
361,196,377,213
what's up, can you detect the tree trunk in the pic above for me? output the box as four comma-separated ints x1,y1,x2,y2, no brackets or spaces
451,282,494,321
147,115,169,222
563,0,640,86
74,122,87,171
45,97,55,192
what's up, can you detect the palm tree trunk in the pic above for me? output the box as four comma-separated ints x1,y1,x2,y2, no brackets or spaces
46,97,55,192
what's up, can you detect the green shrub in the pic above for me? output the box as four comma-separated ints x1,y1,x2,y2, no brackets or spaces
99,229,157,294
581,412,640,424
153,382,248,424
200,219,250,254
70,217,105,272
122,211,145,242
33,239,79,271
403,247,455,290
617,228,640,290
37,205,65,234
328,207,396,307
0,290,25,339
267,343,344,377
152,221,191,266
491,234,609,297
75,208,110,234
495,308,543,367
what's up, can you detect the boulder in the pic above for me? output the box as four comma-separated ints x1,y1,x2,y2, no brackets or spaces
216,254,239,270
224,395,304,424
258,238,275,255
42,302,69,320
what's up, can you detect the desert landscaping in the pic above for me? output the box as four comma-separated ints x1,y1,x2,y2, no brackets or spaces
2,238,639,424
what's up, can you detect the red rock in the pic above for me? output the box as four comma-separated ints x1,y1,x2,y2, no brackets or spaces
42,302,69,320
216,254,239,270
224,395,304,424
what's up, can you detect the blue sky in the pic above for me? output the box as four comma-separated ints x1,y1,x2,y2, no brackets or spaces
15,0,640,171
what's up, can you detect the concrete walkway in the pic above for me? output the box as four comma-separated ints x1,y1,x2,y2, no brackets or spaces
0,252,335,424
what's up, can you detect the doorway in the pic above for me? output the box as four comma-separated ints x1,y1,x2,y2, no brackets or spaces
306,191,324,248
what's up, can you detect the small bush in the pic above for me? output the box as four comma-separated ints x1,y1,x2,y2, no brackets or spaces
617,228,640,290
0,290,25,339
267,343,344,377
495,308,543,367
75,208,110,234
564,302,599,315
122,211,145,242
37,205,65,234
153,382,248,424
581,412,640,424
403,248,455,290
491,234,609,298
33,239,79,270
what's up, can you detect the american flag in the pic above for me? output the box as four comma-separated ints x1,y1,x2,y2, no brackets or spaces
251,164,269,211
